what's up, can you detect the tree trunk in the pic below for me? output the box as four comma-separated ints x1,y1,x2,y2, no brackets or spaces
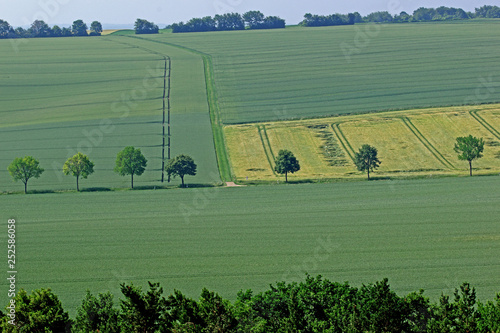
24,181,27,194
76,176,79,192
181,175,185,187
285,171,288,183
367,168,370,180
131,174,134,189
469,160,473,176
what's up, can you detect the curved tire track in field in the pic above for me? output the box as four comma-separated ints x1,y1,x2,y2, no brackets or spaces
469,110,500,140
257,125,277,176
400,117,455,169
330,123,356,163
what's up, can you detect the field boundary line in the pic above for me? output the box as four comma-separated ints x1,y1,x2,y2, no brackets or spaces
124,35,232,182
202,54,233,182
400,117,455,169
261,126,276,161
257,125,277,176
102,36,171,182
116,36,172,181
469,110,500,140
330,123,356,163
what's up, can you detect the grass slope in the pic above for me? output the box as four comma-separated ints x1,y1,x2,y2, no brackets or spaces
1,176,499,316
141,21,500,124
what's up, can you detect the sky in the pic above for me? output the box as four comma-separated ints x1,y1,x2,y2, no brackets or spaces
1,0,494,28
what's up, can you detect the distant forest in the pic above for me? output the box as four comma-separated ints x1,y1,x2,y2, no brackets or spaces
0,5,499,38
169,5,500,33
169,11,285,33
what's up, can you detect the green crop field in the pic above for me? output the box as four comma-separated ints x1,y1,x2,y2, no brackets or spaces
134,20,500,124
0,36,220,192
1,176,499,316
1,20,500,323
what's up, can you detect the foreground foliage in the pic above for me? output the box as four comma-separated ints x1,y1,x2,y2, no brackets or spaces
2,276,500,332
0,288,70,332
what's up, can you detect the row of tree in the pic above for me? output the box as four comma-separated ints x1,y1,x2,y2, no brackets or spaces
2,275,500,332
0,19,102,38
6,147,197,193
170,11,285,33
276,135,485,182
300,13,357,27
4,135,486,193
300,5,500,26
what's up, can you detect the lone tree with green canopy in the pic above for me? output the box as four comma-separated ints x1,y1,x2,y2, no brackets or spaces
90,21,103,35
354,144,381,180
165,154,197,187
63,152,95,191
72,19,88,36
8,156,44,193
454,135,485,176
274,149,300,182
114,146,147,189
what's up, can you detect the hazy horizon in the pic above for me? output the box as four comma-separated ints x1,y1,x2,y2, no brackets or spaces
2,0,494,29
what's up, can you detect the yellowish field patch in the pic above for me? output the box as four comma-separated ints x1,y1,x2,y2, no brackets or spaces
224,104,500,182
338,117,446,174
225,126,274,180
408,109,500,174
264,125,342,181
101,29,120,35
478,107,500,129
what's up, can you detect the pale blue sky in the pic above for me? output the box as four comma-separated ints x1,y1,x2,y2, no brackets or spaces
2,0,493,28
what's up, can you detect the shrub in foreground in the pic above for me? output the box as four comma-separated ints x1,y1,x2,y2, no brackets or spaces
2,276,500,332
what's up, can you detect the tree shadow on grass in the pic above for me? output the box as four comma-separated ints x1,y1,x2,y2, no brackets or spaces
368,176,392,181
171,183,220,189
80,187,112,192
29,189,56,194
129,183,220,191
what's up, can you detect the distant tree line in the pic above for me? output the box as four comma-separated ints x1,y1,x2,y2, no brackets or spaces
2,275,500,332
1,5,499,39
134,18,159,34
170,11,285,33
301,5,500,26
300,13,357,27
0,19,102,39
